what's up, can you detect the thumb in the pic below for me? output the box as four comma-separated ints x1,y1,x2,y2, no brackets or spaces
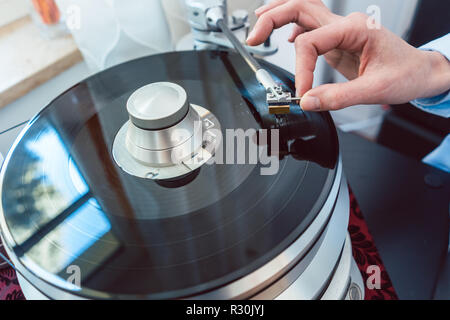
300,77,375,111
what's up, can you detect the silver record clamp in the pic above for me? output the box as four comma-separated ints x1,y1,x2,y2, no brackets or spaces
185,0,301,113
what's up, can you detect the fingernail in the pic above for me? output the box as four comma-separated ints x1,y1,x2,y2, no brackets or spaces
301,96,321,111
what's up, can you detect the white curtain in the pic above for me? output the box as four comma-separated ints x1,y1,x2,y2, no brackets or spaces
56,0,173,72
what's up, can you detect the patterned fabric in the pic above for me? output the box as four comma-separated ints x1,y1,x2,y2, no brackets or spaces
0,267,24,300
348,188,398,300
0,187,397,300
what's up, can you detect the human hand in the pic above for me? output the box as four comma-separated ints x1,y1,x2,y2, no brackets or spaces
246,0,340,45
247,1,450,111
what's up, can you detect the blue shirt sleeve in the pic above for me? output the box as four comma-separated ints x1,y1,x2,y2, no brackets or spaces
411,33,450,118
423,134,450,173
409,34,450,173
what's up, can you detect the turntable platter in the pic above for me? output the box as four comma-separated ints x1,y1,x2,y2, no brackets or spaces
0,50,339,299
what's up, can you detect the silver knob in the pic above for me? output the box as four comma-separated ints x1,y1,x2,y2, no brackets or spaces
127,82,189,130
113,82,221,180
124,82,202,166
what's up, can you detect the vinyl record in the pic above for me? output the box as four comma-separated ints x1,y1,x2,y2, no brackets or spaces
0,50,339,299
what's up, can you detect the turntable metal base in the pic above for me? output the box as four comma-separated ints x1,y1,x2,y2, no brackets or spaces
14,236,364,300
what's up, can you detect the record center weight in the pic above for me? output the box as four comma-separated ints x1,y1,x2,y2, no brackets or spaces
112,82,222,181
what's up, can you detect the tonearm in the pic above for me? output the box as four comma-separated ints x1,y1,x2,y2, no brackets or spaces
185,0,301,114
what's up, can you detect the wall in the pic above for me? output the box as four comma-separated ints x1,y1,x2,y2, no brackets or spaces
0,0,29,28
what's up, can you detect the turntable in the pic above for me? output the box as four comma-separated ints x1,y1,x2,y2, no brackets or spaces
0,0,364,300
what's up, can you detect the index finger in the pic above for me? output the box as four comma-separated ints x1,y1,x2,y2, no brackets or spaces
247,2,299,46
294,16,367,95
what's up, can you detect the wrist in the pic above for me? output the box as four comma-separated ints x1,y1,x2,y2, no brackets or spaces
421,50,450,99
